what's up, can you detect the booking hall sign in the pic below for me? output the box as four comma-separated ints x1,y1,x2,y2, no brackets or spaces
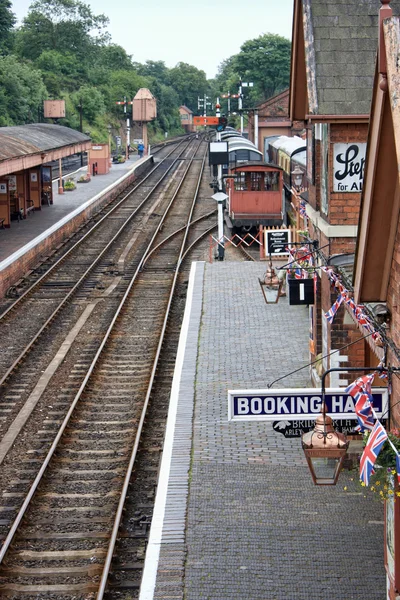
333,143,366,192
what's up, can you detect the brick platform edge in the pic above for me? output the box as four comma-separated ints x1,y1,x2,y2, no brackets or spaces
0,157,154,298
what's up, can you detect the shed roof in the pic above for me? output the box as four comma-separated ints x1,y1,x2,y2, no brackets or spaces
290,0,400,118
0,124,91,161
354,16,400,303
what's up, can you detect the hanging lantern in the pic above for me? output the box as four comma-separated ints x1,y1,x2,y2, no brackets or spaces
302,403,349,485
258,259,282,304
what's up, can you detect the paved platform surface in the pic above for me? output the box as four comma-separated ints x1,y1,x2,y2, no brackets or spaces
141,261,385,600
0,158,140,264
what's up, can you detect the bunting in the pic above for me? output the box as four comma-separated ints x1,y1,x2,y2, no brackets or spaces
321,266,384,345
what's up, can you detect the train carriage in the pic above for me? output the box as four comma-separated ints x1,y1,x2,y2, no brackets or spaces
225,162,284,231
268,135,307,191
211,129,284,232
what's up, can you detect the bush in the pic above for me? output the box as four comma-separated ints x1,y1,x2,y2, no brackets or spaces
64,179,76,191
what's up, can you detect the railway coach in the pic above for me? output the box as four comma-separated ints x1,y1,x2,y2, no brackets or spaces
211,129,285,233
268,135,306,192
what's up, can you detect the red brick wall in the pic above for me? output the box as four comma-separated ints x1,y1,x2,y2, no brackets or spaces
321,271,367,386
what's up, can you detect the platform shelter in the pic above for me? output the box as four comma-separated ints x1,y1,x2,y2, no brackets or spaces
0,124,91,227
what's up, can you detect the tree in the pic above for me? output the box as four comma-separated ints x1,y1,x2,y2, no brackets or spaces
148,80,181,133
101,70,148,114
71,85,106,123
0,0,16,55
137,61,169,85
234,33,291,102
0,55,47,125
167,62,209,113
15,0,110,62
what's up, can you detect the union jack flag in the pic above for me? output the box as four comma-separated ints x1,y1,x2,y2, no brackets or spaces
354,392,375,432
345,374,375,432
396,454,400,485
294,268,308,279
360,421,388,486
299,201,307,217
325,293,345,324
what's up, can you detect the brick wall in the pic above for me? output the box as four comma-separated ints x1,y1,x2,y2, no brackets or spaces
0,158,153,298
321,271,367,387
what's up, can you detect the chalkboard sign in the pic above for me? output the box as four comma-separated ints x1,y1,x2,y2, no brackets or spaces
265,229,291,255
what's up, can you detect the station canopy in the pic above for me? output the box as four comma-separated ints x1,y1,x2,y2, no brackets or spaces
0,123,91,177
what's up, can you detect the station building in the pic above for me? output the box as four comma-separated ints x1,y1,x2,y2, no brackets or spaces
0,124,91,228
288,0,400,387
247,89,292,157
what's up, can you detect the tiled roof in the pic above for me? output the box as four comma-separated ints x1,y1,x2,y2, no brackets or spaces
304,0,400,115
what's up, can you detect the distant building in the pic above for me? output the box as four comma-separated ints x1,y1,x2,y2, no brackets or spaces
247,89,293,154
179,106,195,133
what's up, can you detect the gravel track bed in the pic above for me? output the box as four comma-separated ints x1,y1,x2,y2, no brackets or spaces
0,139,211,597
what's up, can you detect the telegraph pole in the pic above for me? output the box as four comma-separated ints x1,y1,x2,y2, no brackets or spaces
238,79,253,135
79,99,84,167
115,97,133,160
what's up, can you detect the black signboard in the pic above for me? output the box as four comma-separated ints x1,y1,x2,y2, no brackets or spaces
266,229,290,255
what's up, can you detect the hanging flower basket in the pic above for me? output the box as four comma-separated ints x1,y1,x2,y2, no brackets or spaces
287,277,314,305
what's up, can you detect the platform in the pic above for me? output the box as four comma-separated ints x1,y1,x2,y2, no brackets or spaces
140,261,385,600
0,156,153,298
0,158,142,265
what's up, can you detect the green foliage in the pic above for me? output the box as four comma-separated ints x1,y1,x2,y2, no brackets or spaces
0,55,47,125
137,60,169,84
215,33,291,109
71,85,106,122
0,0,16,55
64,178,76,190
1,0,291,147
15,0,109,62
167,62,209,113
102,70,147,114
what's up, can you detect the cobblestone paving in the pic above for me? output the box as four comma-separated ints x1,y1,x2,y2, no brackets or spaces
154,262,385,600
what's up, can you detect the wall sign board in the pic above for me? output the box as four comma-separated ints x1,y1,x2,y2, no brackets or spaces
333,143,366,192
228,387,387,422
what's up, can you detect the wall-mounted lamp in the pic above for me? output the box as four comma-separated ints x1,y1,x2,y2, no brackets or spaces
291,165,303,191
371,303,391,327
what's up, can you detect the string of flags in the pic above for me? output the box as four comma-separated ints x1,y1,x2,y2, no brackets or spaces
345,372,399,487
322,266,383,346
287,245,316,280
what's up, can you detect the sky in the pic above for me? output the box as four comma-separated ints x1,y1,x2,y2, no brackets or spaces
11,0,293,79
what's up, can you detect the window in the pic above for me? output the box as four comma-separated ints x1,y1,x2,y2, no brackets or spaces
234,172,247,191
264,171,279,191
250,172,263,191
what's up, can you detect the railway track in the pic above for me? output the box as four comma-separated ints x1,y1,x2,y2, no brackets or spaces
0,137,194,389
0,135,217,598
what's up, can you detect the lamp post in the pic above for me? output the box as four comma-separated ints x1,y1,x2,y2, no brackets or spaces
107,125,112,168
